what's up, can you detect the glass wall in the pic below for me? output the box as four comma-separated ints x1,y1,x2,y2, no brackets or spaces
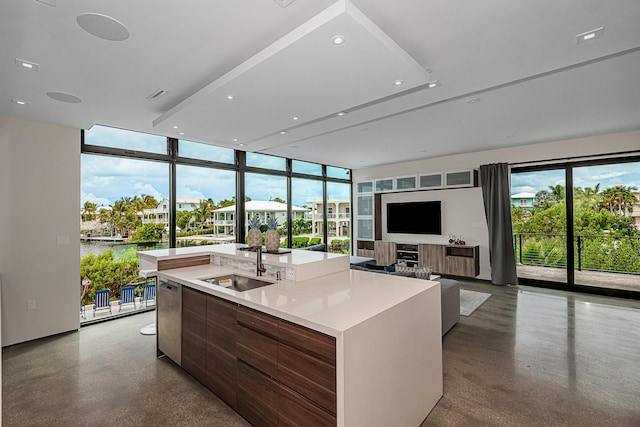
292,178,323,248
176,165,236,248
326,181,351,253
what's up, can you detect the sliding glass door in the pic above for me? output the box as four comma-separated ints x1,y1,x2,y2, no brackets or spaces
511,168,568,285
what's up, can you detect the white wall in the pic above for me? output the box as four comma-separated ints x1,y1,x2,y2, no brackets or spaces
0,116,80,346
353,130,640,281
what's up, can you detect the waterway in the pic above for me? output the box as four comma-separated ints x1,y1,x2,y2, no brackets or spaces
80,240,169,259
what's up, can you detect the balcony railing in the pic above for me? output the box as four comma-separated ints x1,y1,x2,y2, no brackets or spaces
513,233,640,275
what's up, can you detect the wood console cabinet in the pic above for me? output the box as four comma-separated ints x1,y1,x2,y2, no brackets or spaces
418,244,479,277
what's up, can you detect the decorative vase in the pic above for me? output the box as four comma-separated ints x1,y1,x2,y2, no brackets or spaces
247,228,262,247
265,230,279,253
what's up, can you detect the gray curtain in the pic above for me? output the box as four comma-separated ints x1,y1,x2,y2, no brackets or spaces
479,163,519,286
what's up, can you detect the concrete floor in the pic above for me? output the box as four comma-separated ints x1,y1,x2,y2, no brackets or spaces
4,281,640,426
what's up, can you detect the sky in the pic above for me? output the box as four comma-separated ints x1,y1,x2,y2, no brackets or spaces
511,162,640,196
81,126,350,209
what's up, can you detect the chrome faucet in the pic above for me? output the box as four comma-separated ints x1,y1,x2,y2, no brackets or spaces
247,245,266,276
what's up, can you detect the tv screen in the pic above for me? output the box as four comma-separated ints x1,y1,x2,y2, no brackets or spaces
387,201,442,235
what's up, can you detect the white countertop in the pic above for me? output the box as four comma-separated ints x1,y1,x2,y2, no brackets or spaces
139,243,346,266
156,264,439,337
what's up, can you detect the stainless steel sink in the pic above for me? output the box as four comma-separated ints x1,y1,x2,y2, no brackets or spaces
200,274,274,292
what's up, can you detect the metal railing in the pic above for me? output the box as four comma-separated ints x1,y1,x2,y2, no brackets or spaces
513,233,640,275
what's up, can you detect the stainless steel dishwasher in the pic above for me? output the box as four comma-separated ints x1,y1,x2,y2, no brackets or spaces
157,279,182,365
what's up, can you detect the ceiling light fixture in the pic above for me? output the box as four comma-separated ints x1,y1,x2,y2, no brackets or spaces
280,131,288,135
233,138,238,142
239,143,245,147
226,95,234,100
291,116,299,121
331,35,345,45
172,125,179,129
11,98,30,106
15,59,40,71
576,27,604,44
427,80,441,88
393,80,404,86
337,111,347,117
178,132,184,136
466,97,481,104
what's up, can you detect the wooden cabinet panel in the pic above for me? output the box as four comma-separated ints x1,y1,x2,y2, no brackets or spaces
445,245,480,277
374,241,396,266
279,383,336,427
236,361,279,427
181,287,207,384
278,343,336,415
205,294,237,409
278,320,336,365
158,254,210,271
237,305,278,338
236,324,278,378
419,244,446,273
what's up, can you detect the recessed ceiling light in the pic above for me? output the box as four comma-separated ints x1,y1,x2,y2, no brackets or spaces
393,80,404,86
576,27,604,44
280,131,288,135
232,138,238,142
466,97,481,104
337,111,347,117
291,116,299,121
178,132,184,136
46,91,82,103
427,80,441,88
15,59,40,71
331,35,345,45
239,143,245,147
172,125,179,129
226,95,234,100
11,98,30,106
77,13,130,42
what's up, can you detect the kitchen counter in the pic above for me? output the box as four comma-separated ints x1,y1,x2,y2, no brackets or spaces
151,254,443,426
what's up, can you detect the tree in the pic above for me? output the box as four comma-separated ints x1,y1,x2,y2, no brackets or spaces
599,185,637,216
130,223,165,242
193,199,214,229
176,210,193,230
141,194,158,209
82,201,97,222
272,197,286,204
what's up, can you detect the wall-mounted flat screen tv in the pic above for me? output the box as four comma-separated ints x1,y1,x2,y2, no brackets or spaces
387,201,442,235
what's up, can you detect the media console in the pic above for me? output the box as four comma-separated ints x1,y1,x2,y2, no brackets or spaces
356,240,480,278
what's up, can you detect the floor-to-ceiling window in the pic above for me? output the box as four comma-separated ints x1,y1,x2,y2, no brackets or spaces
81,125,352,321
511,157,640,297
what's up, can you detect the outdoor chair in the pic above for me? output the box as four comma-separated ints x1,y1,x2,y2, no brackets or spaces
119,285,137,312
94,289,112,316
140,283,156,308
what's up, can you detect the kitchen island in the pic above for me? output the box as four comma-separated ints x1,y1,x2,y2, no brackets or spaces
139,244,442,426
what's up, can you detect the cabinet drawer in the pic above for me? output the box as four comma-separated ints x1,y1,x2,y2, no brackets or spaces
237,306,278,338
206,296,237,355
237,361,279,427
279,383,336,427
278,343,336,415
236,324,278,378
278,320,336,365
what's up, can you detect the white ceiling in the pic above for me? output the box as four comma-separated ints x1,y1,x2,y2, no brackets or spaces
2,0,639,169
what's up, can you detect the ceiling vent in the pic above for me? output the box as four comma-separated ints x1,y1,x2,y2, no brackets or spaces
273,0,296,7
146,89,168,101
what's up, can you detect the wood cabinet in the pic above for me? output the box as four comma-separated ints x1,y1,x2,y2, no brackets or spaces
374,241,396,266
418,244,479,277
181,286,207,384
205,294,237,409
235,306,337,426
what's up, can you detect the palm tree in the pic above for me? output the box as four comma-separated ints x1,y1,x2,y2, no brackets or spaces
600,185,638,215
82,201,97,222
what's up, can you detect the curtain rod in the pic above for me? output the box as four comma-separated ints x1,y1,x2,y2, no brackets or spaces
509,149,640,167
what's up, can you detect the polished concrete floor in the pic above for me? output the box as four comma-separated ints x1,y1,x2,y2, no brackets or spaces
3,281,640,426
